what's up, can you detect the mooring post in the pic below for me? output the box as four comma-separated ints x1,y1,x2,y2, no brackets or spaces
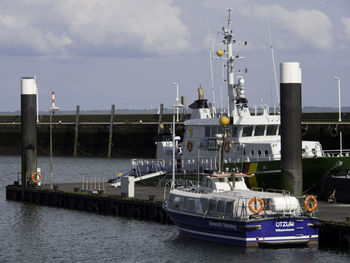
280,62,302,196
73,105,80,156
107,104,115,158
21,77,37,187
157,103,163,134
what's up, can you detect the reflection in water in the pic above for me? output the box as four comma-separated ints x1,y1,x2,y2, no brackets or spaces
1,156,349,262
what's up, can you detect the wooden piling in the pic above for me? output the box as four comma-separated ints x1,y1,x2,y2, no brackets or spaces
73,105,80,156
107,104,115,158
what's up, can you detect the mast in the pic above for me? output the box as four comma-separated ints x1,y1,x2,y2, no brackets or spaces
223,8,235,117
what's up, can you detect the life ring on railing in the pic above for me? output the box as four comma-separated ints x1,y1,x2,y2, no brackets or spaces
304,195,317,212
248,197,264,214
31,172,42,184
224,141,231,153
187,141,193,152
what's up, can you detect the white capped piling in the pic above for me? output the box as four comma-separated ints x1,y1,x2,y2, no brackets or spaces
21,77,37,186
280,62,302,196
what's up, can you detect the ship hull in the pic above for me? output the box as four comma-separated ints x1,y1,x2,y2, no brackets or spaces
224,156,350,193
164,209,319,247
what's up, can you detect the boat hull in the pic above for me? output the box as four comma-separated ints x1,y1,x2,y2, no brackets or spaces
165,209,319,247
224,156,350,193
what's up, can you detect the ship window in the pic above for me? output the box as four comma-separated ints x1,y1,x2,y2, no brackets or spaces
205,127,210,137
242,126,253,137
232,126,238,137
217,200,225,213
211,126,218,137
200,198,209,212
209,199,217,213
258,149,262,156
243,150,246,156
188,198,196,212
254,125,265,136
267,125,278,135
225,201,234,216
251,150,255,156
265,150,269,157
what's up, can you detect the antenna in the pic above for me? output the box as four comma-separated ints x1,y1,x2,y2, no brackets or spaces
226,8,232,30
209,47,216,116
267,17,279,105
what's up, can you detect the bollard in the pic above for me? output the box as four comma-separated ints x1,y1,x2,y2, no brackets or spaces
280,62,303,196
21,77,37,187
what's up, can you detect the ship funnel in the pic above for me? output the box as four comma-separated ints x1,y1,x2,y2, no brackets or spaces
198,87,204,100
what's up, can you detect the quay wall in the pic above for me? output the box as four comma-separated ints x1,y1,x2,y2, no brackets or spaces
0,112,349,157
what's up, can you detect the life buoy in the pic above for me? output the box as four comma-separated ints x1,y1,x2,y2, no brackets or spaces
304,195,317,212
187,141,193,152
31,172,42,183
224,141,231,153
248,197,264,214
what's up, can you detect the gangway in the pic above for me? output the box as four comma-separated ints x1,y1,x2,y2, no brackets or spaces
110,159,167,188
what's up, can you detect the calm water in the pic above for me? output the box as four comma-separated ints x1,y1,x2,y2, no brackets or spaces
1,156,350,263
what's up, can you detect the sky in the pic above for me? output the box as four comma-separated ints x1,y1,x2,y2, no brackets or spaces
0,0,349,112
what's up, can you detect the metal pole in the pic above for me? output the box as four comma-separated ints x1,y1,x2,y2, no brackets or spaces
334,76,342,155
171,114,175,189
50,109,53,189
157,103,163,134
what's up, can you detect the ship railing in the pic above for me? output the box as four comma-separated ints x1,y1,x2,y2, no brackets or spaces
130,159,166,177
323,149,350,157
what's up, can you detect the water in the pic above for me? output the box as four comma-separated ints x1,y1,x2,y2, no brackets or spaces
1,156,350,262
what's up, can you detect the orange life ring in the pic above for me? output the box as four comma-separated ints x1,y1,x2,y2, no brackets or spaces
248,197,264,214
304,195,317,212
31,172,42,183
187,141,193,152
224,141,231,153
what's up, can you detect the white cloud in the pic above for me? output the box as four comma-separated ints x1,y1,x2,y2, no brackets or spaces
0,0,190,57
251,5,333,50
342,17,350,40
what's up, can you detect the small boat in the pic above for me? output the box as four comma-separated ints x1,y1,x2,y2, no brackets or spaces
163,115,319,247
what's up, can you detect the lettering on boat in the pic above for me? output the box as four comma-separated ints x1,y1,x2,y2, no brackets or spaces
275,221,294,227
209,221,237,230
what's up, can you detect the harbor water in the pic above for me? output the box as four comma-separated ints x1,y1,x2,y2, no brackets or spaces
1,156,350,262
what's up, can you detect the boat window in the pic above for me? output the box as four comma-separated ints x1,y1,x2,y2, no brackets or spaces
217,200,226,213
243,150,246,156
209,199,217,214
242,126,253,137
211,126,218,137
258,149,262,156
254,125,265,136
205,127,210,137
265,150,269,157
266,125,278,135
200,198,209,212
251,150,254,156
232,126,238,137
188,198,196,212
225,201,234,216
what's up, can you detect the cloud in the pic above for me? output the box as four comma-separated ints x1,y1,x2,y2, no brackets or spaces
0,0,190,57
251,5,333,50
342,17,350,40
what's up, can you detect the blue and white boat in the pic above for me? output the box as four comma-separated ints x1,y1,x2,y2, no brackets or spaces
163,167,319,247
